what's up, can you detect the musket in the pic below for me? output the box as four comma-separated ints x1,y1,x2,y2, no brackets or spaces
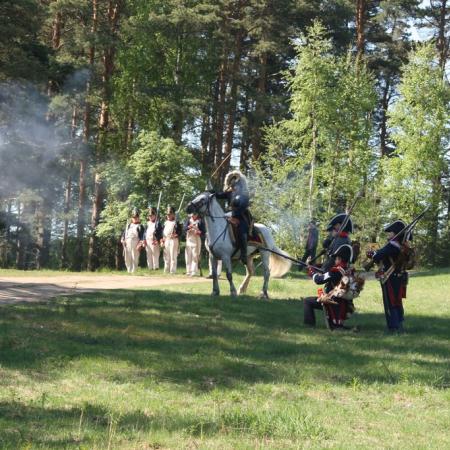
176,193,186,221
309,189,363,264
365,206,430,281
259,246,325,273
205,154,232,190
210,153,231,181
379,206,429,284
155,191,162,228
393,206,430,244
156,191,162,218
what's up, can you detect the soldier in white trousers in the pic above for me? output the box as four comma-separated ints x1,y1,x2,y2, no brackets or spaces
121,208,145,273
162,206,182,274
145,206,163,270
183,212,205,276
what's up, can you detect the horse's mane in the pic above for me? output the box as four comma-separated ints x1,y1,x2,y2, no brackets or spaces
223,170,249,197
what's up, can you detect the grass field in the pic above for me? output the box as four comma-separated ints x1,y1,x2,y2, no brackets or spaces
0,268,449,449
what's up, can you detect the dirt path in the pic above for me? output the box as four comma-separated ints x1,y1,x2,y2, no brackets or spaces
0,274,208,305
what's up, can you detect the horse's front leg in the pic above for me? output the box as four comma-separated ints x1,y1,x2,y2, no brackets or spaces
210,257,220,296
222,256,237,297
260,250,271,299
238,256,254,295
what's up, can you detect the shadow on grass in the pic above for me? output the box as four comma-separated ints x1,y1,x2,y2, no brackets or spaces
0,402,205,449
0,289,449,390
0,397,329,449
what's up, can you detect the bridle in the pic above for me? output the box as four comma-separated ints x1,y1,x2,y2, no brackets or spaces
190,193,226,222
189,193,229,253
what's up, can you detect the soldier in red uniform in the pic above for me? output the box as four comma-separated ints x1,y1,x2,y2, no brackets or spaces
366,220,410,333
303,244,354,330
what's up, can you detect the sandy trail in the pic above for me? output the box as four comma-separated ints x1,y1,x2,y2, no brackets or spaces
0,274,208,305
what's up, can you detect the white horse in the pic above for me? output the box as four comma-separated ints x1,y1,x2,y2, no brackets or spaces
186,192,291,298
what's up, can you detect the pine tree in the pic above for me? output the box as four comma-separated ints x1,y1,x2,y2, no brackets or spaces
385,43,450,263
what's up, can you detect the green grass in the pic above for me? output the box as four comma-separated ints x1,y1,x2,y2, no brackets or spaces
0,269,449,449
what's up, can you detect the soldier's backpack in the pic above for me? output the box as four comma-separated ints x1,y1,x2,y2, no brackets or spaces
397,242,416,271
351,240,361,264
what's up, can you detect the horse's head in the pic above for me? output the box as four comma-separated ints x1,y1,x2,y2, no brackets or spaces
186,192,212,215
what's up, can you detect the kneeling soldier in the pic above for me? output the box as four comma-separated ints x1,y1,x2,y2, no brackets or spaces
121,207,145,273
304,244,355,330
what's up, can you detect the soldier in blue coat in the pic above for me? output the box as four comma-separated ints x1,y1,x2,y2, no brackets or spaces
303,244,354,330
321,213,353,271
366,220,410,333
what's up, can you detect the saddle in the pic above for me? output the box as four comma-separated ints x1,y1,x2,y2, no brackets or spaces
227,212,265,247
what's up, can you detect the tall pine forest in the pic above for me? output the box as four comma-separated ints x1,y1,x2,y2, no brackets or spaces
1,0,450,270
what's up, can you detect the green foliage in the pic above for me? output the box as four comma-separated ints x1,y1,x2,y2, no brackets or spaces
384,43,450,262
385,44,450,213
0,0,49,81
97,131,202,238
2,1,450,269
256,21,377,253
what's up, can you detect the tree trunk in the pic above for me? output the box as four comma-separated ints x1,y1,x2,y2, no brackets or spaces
200,111,211,175
251,52,268,161
88,172,104,271
47,8,62,97
222,29,244,178
380,77,391,156
214,53,229,171
88,0,121,271
75,0,97,271
240,90,250,170
115,239,123,270
356,0,366,57
15,201,24,269
61,174,72,269
172,29,184,144
209,80,220,171
309,118,318,220
437,0,448,70
35,198,52,269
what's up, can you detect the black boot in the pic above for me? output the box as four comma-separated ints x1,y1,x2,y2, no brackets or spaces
239,232,248,265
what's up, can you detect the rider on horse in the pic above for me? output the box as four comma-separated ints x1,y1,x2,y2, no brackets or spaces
215,170,251,265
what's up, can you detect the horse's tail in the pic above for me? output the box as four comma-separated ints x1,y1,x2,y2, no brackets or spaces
256,225,292,278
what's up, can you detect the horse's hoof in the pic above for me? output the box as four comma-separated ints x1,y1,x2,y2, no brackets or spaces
259,292,269,300
231,290,238,297
211,291,220,297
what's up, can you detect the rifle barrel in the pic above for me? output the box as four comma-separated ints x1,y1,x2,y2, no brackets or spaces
391,206,430,243
260,247,325,273
210,153,231,180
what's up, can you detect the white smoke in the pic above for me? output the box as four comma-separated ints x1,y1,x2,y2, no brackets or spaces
247,170,313,256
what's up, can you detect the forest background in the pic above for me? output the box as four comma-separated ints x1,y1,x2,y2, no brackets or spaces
1,0,449,271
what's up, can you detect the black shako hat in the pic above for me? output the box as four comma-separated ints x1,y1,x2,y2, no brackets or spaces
384,220,412,240
131,207,140,217
166,205,176,215
332,244,353,263
147,206,157,216
326,213,353,233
